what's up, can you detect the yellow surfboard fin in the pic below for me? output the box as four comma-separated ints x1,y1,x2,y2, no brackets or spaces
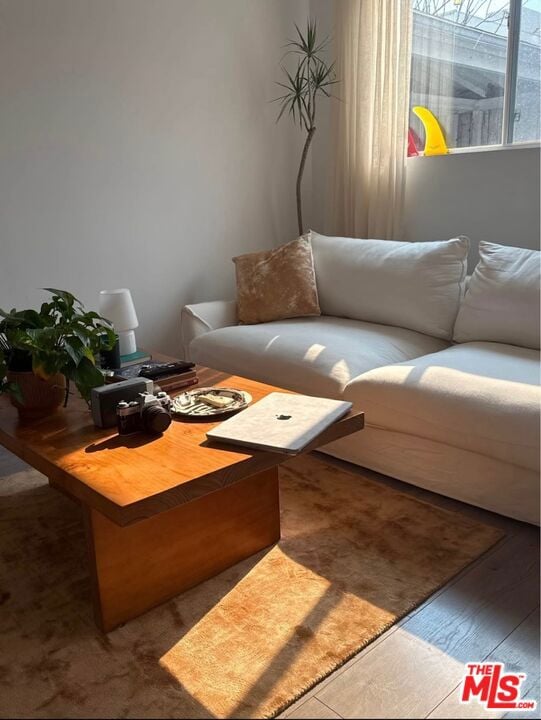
412,106,448,156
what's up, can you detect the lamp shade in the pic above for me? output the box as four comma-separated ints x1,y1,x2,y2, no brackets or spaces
99,288,139,332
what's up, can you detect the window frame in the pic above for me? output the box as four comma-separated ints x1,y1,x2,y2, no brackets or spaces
409,0,541,156
503,0,522,145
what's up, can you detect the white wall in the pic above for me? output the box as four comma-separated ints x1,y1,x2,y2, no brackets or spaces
0,0,309,355
404,146,541,268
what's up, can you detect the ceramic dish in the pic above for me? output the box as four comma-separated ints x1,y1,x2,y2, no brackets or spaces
171,387,252,418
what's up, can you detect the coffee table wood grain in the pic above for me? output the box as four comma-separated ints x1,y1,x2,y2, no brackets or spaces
0,366,364,631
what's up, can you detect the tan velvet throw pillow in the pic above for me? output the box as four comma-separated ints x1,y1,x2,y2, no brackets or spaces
233,236,321,324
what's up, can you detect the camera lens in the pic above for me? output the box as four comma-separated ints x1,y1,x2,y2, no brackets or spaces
142,404,171,434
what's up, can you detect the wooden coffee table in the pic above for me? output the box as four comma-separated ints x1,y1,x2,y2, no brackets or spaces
0,366,363,632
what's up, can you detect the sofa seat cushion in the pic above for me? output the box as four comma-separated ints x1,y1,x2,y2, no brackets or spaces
344,342,540,472
189,316,449,399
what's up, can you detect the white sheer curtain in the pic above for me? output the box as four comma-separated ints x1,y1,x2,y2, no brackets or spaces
330,0,412,240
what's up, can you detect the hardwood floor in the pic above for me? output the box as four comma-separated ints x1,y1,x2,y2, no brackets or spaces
1,445,538,719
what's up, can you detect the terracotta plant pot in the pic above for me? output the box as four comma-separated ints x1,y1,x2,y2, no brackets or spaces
6,370,66,419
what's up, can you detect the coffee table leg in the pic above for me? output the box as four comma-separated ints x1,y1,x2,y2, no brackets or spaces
83,466,280,632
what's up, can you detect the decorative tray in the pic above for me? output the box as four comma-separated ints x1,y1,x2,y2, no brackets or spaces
171,387,252,418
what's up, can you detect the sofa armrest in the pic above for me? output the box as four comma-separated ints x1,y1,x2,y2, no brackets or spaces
181,300,238,360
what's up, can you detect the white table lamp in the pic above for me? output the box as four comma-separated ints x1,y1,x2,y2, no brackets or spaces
99,288,139,356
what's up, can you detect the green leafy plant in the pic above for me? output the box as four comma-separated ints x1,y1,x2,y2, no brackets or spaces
274,20,338,235
0,289,116,405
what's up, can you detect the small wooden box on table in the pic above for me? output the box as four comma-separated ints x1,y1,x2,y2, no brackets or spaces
0,366,364,632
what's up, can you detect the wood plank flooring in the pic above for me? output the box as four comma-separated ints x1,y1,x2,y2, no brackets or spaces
429,610,540,719
1,445,538,719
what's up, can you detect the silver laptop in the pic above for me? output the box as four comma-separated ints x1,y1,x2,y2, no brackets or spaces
206,392,352,454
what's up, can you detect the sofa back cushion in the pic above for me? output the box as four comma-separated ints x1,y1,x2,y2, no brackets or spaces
310,231,468,340
453,242,540,349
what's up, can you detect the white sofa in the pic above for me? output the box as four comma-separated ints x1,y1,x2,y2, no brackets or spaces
181,233,540,525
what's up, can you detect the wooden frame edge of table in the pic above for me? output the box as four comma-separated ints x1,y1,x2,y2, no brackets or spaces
83,467,281,632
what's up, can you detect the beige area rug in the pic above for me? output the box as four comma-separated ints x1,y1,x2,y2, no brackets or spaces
0,455,502,719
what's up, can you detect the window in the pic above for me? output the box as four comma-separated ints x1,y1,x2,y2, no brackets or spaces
409,0,541,153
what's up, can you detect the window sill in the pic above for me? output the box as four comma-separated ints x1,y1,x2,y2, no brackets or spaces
408,141,541,160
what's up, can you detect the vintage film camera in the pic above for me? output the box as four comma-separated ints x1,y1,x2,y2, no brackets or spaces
91,377,154,428
116,391,172,436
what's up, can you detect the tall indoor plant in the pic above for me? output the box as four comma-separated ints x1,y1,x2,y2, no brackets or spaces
0,289,115,417
274,20,338,235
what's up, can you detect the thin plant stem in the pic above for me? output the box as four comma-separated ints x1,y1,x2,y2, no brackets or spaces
296,126,316,235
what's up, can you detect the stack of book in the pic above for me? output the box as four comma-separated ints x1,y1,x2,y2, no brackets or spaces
109,359,199,393
119,350,152,368
154,367,198,393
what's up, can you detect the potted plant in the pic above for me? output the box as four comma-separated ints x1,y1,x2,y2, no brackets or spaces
0,289,116,418
274,20,338,235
